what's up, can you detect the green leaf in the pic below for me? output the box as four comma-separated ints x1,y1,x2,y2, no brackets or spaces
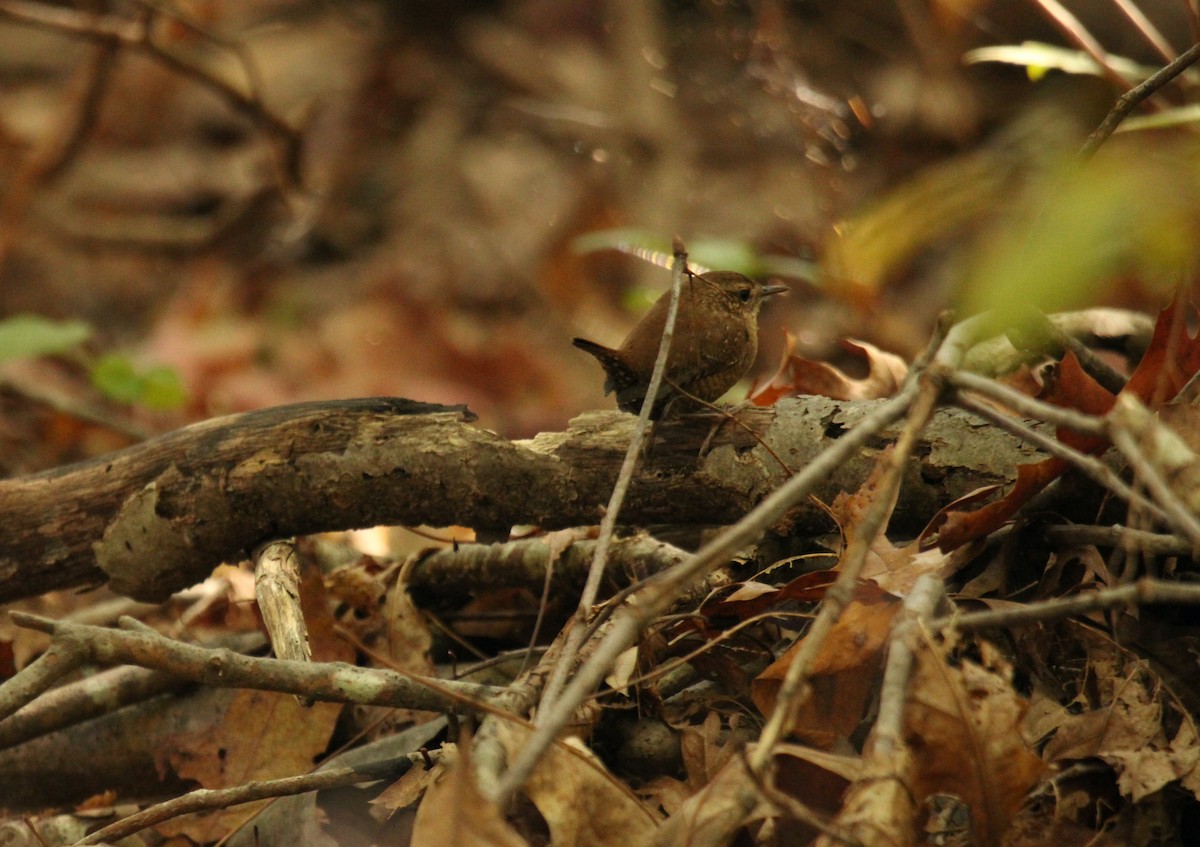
136,366,186,410
0,315,91,363
90,355,186,410
90,354,141,404
964,42,1162,81
688,238,762,276
960,147,1200,332
620,285,660,312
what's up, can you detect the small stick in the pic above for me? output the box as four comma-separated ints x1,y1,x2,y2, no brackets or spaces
1081,39,1200,158
536,243,690,717
934,577,1200,631
74,756,425,845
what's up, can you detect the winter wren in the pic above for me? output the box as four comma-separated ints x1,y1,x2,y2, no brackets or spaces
573,271,787,418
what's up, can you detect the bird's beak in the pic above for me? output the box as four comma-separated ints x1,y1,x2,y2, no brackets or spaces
761,284,789,298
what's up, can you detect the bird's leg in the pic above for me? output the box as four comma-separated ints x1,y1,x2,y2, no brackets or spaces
641,417,660,459
655,381,732,458
697,405,740,458
639,392,683,458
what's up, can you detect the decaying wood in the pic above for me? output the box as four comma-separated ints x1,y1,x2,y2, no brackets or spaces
0,395,1048,604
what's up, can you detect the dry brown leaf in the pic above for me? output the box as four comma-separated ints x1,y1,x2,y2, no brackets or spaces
605,645,639,693
751,598,899,748
752,336,908,404
1176,719,1200,800
773,743,860,844
720,580,778,603
300,564,359,664
411,744,529,847
373,761,446,814
773,743,862,783
454,587,541,640
154,571,352,842
827,445,975,595
678,713,734,790
905,638,1044,847
383,578,436,676
1029,621,1200,802
638,775,694,818
826,445,899,533
644,754,763,847
493,721,660,845
821,750,916,847
860,540,967,597
638,716,743,826
935,296,1200,551
1160,396,1200,454
155,690,345,842
325,563,387,615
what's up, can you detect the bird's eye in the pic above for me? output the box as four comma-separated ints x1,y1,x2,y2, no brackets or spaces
738,288,752,303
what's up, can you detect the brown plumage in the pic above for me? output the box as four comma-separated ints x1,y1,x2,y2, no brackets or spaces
573,271,787,418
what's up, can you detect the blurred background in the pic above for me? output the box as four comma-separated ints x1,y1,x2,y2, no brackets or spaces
0,0,1194,470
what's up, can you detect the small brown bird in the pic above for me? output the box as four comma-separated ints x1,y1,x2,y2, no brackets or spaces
573,271,787,418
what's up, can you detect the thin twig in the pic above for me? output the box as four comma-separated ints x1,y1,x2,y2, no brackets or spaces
934,577,1200,631
0,28,119,269
75,755,426,845
1007,307,1128,394
40,37,118,182
952,394,1172,525
0,633,262,750
871,575,946,756
536,246,689,717
601,608,814,695
0,0,302,183
1111,0,1179,64
1081,39,1200,158
1108,404,1200,547
830,574,945,844
489,339,935,805
0,639,87,722
5,613,509,715
948,369,1106,437
131,0,269,108
1042,522,1193,556
749,348,947,773
521,545,558,676
1029,0,1140,91
492,388,922,800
